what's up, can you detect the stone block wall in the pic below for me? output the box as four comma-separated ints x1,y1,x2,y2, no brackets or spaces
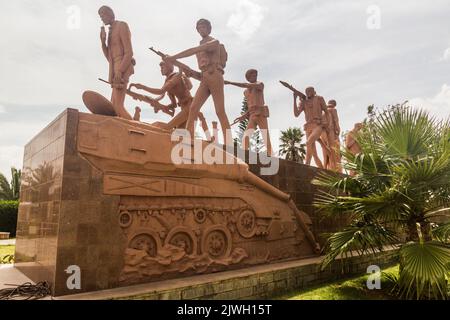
113,248,398,300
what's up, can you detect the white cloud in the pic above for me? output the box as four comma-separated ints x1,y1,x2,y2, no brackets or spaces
1,0,450,173
0,104,5,113
0,146,23,177
441,48,450,61
227,0,267,40
409,84,450,120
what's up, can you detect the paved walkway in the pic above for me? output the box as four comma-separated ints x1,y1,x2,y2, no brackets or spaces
0,265,34,289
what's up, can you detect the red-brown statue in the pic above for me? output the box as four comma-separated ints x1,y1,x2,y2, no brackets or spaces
163,19,232,145
226,69,273,156
98,6,134,120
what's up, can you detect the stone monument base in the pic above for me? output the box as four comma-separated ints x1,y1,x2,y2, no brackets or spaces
56,247,398,300
14,109,324,296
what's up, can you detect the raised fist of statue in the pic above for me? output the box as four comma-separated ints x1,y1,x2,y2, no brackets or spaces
100,26,107,44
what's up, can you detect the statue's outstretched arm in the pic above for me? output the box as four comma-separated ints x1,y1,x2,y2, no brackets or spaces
170,40,219,60
225,81,264,90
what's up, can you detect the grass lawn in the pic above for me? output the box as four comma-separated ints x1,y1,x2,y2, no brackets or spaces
0,245,15,263
277,265,399,300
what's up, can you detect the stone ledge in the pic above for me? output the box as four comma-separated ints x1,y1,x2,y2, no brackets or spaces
55,246,399,300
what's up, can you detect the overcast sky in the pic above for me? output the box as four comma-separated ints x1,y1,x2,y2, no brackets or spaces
1,0,450,177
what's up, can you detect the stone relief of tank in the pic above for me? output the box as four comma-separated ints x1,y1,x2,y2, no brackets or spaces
79,91,320,285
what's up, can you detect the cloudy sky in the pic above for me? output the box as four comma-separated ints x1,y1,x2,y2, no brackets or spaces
1,0,450,176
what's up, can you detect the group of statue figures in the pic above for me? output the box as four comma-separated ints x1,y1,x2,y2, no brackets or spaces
96,6,362,172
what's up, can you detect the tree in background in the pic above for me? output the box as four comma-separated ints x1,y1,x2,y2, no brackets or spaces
0,167,21,201
279,127,306,163
314,104,450,300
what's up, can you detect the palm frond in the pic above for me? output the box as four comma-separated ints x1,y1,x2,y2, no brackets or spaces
0,173,13,200
396,241,450,300
321,223,398,270
431,222,450,243
374,106,438,159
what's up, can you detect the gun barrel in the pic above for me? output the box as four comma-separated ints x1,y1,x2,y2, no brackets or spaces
279,80,306,99
149,47,195,75
149,47,165,58
98,78,111,85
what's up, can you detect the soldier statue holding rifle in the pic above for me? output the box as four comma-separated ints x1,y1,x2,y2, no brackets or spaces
161,19,232,146
226,69,273,156
280,81,330,168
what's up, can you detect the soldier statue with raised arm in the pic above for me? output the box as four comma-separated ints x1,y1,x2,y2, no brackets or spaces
98,6,135,120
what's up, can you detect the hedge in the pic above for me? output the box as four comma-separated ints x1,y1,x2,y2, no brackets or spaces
0,200,18,237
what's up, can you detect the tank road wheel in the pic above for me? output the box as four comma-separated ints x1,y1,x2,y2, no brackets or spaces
129,233,158,257
165,227,197,255
118,211,133,228
201,226,232,260
236,209,256,239
194,208,207,224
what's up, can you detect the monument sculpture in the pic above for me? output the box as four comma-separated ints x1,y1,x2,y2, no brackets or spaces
225,69,273,156
346,122,363,155
345,122,363,176
98,6,135,120
13,14,326,296
128,61,211,140
96,77,174,117
162,19,232,146
281,82,330,168
327,100,342,172
320,100,341,172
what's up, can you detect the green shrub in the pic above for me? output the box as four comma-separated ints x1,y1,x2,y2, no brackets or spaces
0,200,19,237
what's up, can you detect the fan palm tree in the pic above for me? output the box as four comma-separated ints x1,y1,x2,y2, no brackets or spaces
314,104,450,300
0,167,21,200
279,127,306,163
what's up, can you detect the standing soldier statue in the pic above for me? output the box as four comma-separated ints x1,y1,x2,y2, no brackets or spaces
226,69,273,156
326,100,342,172
98,6,135,120
345,122,363,176
346,122,363,155
291,86,330,168
163,19,232,146
320,100,341,171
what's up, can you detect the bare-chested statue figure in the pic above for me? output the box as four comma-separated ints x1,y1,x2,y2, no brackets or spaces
129,61,211,140
320,100,341,171
98,6,134,120
225,69,272,156
346,122,363,155
163,19,232,145
293,87,330,168
327,100,342,172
